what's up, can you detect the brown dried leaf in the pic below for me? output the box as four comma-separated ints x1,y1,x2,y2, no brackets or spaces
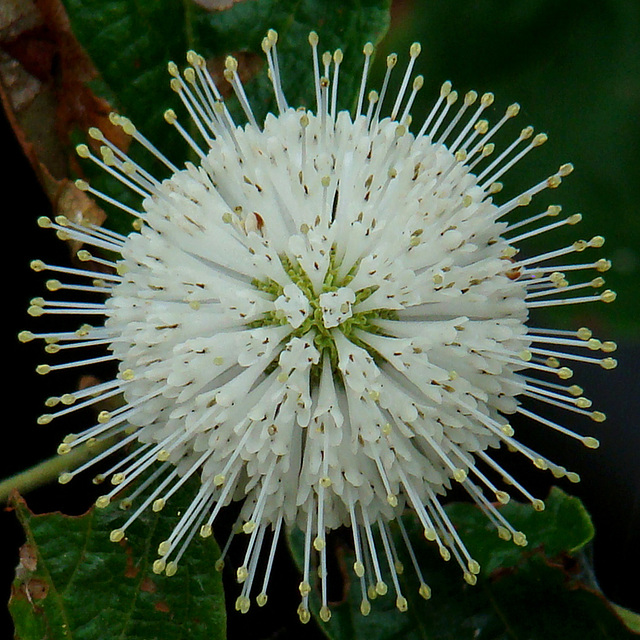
0,0,120,221
56,178,107,247
206,50,264,100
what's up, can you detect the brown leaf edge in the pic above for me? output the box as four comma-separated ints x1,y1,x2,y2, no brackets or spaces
0,0,130,231
7,491,96,638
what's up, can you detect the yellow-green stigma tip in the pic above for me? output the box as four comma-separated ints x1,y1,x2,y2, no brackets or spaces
513,532,528,547
583,436,600,449
152,559,166,574
110,529,125,543
158,541,171,556
95,496,110,509
58,472,73,485
464,572,477,586
375,581,388,596
298,604,311,624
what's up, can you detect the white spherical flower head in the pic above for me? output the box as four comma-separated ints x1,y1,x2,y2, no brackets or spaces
25,29,616,621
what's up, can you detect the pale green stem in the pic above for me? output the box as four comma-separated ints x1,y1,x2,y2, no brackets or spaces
0,437,118,503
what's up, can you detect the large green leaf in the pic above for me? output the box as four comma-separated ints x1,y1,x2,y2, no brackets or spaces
444,486,594,575
61,0,392,232
9,479,226,640
288,488,639,639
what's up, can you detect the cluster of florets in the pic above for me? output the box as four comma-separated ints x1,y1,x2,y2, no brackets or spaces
23,29,615,621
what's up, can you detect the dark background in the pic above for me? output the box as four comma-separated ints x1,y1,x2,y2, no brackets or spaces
3,0,640,637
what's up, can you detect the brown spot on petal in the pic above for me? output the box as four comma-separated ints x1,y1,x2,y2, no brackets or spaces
506,267,522,281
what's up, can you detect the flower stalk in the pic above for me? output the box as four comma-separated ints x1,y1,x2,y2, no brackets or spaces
0,434,121,504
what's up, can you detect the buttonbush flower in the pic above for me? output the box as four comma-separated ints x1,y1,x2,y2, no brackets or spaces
23,30,616,621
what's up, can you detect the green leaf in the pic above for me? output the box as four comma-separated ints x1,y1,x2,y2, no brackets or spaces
288,488,639,640
615,606,640,635
8,481,226,640
60,0,391,232
444,486,595,574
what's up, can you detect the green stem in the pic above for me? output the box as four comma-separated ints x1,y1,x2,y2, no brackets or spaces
0,437,118,504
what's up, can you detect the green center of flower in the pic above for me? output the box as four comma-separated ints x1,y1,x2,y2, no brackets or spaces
250,249,396,369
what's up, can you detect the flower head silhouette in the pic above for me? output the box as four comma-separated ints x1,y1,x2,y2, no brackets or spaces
23,30,615,621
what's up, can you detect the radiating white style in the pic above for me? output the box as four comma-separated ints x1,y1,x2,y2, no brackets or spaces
23,30,616,621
